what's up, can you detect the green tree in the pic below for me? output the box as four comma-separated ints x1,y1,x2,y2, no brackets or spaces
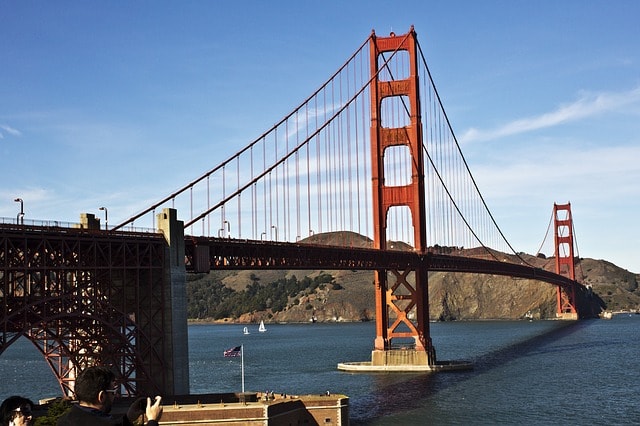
34,398,72,426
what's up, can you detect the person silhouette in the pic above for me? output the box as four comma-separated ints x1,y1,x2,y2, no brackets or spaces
56,366,162,426
0,395,35,426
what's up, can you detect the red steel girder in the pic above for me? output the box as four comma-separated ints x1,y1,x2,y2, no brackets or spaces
0,224,167,397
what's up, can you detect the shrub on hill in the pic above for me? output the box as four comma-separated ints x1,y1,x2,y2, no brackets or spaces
187,272,335,320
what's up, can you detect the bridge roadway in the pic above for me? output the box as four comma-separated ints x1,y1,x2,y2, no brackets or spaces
0,221,581,306
185,236,580,292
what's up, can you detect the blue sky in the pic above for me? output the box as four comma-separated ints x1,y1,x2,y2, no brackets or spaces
1,1,639,272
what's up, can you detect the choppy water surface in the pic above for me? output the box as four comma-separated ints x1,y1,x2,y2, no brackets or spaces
2,316,639,424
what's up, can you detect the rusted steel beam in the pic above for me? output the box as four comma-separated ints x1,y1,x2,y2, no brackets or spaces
0,224,167,397
185,237,423,271
185,237,581,292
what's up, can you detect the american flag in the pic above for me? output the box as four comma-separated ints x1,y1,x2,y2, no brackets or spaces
224,345,242,357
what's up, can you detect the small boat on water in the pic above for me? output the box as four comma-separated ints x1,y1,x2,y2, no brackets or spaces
258,320,267,332
243,326,250,335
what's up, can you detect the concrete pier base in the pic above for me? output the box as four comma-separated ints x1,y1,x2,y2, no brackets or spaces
556,312,579,320
371,349,430,367
338,349,472,372
337,359,472,372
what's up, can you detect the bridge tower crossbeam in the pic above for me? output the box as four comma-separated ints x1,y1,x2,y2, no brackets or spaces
369,27,435,367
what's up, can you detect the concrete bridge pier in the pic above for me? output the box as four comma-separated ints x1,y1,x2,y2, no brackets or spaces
556,312,579,320
371,348,431,367
157,208,190,395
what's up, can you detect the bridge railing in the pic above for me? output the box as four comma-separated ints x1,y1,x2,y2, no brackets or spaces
0,217,158,234
0,216,76,228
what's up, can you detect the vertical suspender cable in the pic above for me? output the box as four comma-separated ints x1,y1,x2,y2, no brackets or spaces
346,61,353,237
236,156,241,238
283,120,288,241
314,94,320,235
206,175,210,236
355,55,364,238
359,50,368,237
339,68,346,238
220,166,225,236
318,87,324,233
305,100,310,239
189,186,194,234
274,128,279,239
329,79,335,231
352,54,361,236
250,146,255,239
262,137,267,239
295,109,301,241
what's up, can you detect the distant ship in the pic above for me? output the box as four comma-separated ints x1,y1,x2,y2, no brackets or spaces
258,320,267,332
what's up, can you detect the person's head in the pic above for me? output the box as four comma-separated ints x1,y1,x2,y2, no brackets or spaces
0,396,34,426
73,366,119,413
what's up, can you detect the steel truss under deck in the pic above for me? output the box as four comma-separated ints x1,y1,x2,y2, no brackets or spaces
0,224,167,397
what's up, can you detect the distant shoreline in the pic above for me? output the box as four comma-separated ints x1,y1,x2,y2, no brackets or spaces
186,317,547,325
187,318,367,325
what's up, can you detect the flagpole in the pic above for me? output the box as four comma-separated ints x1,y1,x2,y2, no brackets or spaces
241,344,245,394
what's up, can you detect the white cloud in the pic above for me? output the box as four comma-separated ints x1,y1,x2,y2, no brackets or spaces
0,187,53,219
0,124,22,138
460,86,640,143
474,144,640,202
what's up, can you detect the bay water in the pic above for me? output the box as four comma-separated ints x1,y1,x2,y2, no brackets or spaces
1,316,639,424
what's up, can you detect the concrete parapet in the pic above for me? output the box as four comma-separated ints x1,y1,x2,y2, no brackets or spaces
132,393,349,425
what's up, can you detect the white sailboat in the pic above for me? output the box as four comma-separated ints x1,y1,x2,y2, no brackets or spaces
243,326,250,335
258,320,267,333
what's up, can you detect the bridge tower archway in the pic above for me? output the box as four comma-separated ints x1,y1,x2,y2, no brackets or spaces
369,27,436,366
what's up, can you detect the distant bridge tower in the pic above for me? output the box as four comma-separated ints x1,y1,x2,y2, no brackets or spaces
553,202,578,319
369,27,436,366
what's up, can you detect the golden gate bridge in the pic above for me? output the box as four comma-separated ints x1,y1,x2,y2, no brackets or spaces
0,27,595,398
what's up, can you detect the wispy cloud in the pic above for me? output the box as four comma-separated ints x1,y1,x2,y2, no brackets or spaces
460,86,640,143
473,144,640,204
0,187,52,218
0,124,22,139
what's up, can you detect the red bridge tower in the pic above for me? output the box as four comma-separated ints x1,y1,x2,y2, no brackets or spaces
369,27,436,367
554,202,579,319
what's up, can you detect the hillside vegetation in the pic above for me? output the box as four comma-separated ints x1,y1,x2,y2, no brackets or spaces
187,232,639,323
